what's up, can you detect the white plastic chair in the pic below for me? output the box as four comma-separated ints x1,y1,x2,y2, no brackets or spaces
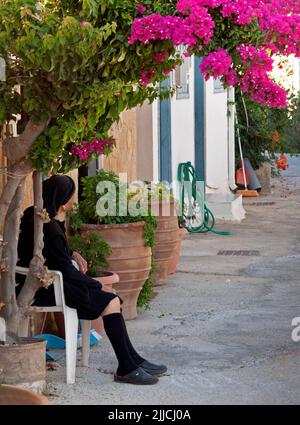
16,266,91,384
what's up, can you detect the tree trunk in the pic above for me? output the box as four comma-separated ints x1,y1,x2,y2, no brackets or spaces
0,179,26,335
17,172,53,325
0,160,33,235
0,119,51,338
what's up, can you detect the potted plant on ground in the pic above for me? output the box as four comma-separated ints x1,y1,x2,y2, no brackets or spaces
69,170,157,321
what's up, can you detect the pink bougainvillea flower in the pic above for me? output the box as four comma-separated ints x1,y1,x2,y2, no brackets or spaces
71,138,116,162
129,0,299,108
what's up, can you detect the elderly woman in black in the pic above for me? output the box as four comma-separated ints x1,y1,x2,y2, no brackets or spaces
17,175,167,385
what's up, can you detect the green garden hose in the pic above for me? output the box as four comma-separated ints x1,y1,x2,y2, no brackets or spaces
177,162,231,235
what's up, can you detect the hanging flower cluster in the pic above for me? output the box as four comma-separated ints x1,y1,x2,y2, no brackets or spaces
200,48,233,80
236,45,288,108
129,0,300,109
139,68,156,86
71,138,116,161
129,9,215,47
275,153,288,170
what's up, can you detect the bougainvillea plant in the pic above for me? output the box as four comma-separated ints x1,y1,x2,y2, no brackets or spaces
0,0,299,336
130,0,300,108
0,0,182,335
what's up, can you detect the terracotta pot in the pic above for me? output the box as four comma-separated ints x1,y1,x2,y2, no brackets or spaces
91,271,120,335
168,227,188,275
0,338,47,394
0,385,50,405
80,222,151,320
151,200,181,286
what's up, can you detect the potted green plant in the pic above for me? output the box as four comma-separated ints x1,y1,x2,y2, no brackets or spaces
68,230,113,280
69,170,157,320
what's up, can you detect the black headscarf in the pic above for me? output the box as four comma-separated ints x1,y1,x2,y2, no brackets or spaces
43,175,76,219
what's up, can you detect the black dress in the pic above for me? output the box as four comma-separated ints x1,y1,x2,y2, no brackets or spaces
16,207,119,320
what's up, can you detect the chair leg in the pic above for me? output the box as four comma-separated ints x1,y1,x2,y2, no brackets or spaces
81,320,91,368
64,307,79,384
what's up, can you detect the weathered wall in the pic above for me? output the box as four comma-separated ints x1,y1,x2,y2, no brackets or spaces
104,109,137,183
136,102,154,182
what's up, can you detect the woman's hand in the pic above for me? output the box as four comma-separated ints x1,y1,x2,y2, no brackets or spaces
72,251,88,274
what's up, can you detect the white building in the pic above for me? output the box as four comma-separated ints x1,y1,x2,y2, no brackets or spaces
136,55,246,222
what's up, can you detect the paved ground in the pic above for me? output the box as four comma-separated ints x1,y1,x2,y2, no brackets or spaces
46,158,300,405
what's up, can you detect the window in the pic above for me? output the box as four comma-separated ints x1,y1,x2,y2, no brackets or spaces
174,54,191,100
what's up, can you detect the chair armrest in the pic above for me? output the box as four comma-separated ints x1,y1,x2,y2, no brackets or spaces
15,266,30,276
16,266,66,309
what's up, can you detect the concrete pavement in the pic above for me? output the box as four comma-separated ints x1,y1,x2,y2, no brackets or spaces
46,161,300,405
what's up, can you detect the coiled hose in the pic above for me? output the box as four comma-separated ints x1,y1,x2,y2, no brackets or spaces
178,162,231,235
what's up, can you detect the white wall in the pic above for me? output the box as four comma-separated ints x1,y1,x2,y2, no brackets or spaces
170,56,195,196
205,79,229,193
152,99,160,181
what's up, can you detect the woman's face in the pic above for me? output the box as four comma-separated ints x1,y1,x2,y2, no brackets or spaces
64,194,76,211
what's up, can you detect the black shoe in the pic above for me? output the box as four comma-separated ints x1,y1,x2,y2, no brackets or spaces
114,367,159,385
140,360,167,376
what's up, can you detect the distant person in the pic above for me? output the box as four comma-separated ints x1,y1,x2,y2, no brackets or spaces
17,175,167,385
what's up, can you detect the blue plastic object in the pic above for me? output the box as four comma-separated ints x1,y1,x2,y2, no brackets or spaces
34,333,66,349
78,329,101,348
34,329,101,350
46,352,56,362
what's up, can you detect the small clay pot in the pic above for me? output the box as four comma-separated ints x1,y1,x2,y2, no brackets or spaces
0,338,47,394
0,384,50,405
92,270,120,291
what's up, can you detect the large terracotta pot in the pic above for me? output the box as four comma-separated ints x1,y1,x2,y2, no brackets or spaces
80,222,151,320
168,227,188,275
151,200,181,286
0,338,47,394
0,385,50,405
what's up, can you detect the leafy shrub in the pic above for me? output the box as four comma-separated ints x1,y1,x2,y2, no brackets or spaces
68,231,111,278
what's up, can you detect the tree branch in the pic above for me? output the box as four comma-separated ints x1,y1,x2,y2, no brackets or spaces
4,120,50,166
17,172,53,318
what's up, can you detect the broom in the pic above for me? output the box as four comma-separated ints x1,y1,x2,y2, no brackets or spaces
235,105,259,198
